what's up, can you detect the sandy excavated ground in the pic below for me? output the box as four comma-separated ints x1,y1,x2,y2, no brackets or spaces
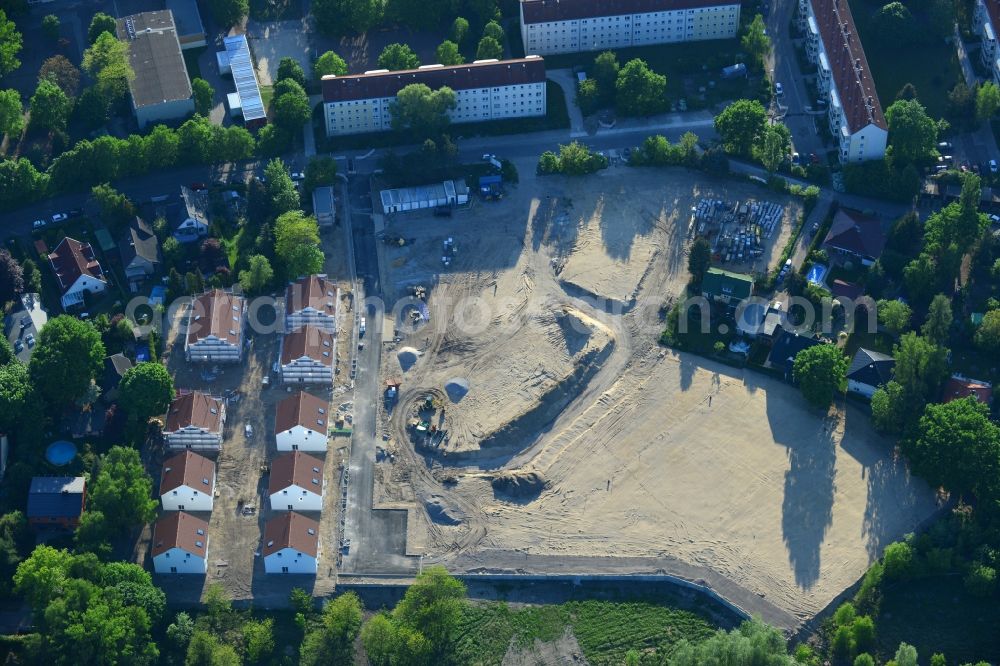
376,163,937,626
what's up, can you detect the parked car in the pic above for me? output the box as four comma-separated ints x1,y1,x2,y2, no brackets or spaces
774,82,784,96
938,141,953,150
989,213,1000,225
13,340,23,353
991,159,998,174
25,334,35,347
482,153,495,161
32,219,46,230
791,152,801,166
290,171,305,181
51,213,68,223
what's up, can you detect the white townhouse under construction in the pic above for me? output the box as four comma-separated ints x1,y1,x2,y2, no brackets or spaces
321,57,546,136
800,0,887,163
518,0,741,56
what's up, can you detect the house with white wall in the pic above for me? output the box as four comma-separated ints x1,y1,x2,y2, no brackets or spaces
263,512,319,574
519,0,741,55
975,0,1000,85
152,512,209,574
48,238,108,309
800,0,887,163
159,450,215,511
322,58,546,136
163,391,226,451
185,289,246,363
846,348,894,398
279,326,335,385
268,451,325,512
275,391,330,452
285,275,338,333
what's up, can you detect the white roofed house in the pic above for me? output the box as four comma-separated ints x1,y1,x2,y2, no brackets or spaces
162,391,226,451
152,512,209,574
159,450,216,511
275,391,330,452
263,512,319,574
185,289,246,363
285,275,338,333
268,451,325,512
48,238,108,310
279,326,335,385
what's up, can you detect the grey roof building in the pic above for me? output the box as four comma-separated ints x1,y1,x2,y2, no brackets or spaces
116,11,195,128
165,0,206,50
846,348,894,398
121,217,162,286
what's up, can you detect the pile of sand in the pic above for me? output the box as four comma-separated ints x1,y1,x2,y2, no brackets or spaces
423,495,463,525
491,470,548,500
444,377,470,403
397,347,421,372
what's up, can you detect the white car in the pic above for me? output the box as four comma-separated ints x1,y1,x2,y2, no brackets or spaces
51,213,68,223
991,159,998,174
32,219,46,230
244,424,254,438
774,82,784,96
289,171,305,181
482,153,495,161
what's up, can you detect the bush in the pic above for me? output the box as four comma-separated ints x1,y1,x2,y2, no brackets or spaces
882,541,915,580
964,564,997,597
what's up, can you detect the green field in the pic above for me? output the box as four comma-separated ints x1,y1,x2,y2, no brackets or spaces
452,599,719,665
875,576,1000,663
846,0,962,119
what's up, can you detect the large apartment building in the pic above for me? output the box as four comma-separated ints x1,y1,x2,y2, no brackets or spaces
975,0,1000,85
185,289,246,363
519,0,740,56
800,0,887,163
321,57,546,136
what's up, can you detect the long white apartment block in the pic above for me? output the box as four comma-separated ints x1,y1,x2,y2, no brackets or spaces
799,0,887,163
322,57,546,136
519,0,740,55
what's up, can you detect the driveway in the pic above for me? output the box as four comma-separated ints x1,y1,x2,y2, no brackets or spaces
547,69,586,136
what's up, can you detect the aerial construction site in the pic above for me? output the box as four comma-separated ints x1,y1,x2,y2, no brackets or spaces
365,162,938,630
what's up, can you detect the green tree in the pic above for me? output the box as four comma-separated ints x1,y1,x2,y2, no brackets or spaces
557,141,607,175
300,592,362,665
792,344,848,408
39,55,81,97
272,78,311,130
894,642,919,666
892,332,949,413
89,446,158,527
378,43,420,71
451,16,469,44
538,150,560,174
482,19,504,42
740,14,771,69
361,613,397,666
187,630,240,665
475,36,503,60
264,158,300,215
0,10,22,78
871,380,908,433
885,99,938,163
877,298,912,336
903,252,939,304
87,12,116,44
243,617,275,664
0,362,30,432
854,655,876,666
274,211,323,277
277,56,306,86
119,362,174,424
754,122,791,173
314,50,347,81
238,254,274,295
0,157,47,208
392,566,466,654
19,257,38,293
714,99,767,157
435,40,463,66
207,0,248,27
592,50,620,103
390,83,456,138
964,564,997,597
615,58,666,116
191,78,214,116
313,0,381,35
91,182,135,228
921,294,952,344
688,237,711,285
908,397,1000,499
41,14,59,41
670,619,793,665
0,247,22,303
75,510,113,557
974,309,1000,354
82,31,133,108
29,315,104,405
29,78,72,132
977,81,1000,122
303,155,338,194
871,2,915,48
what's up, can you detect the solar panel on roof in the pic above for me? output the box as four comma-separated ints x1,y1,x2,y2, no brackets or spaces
223,35,266,122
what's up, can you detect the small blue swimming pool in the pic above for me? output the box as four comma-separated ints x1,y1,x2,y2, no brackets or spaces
45,440,77,466
806,263,828,286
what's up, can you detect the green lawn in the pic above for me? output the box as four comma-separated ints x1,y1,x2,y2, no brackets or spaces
846,0,962,119
452,599,719,666
875,576,1000,663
